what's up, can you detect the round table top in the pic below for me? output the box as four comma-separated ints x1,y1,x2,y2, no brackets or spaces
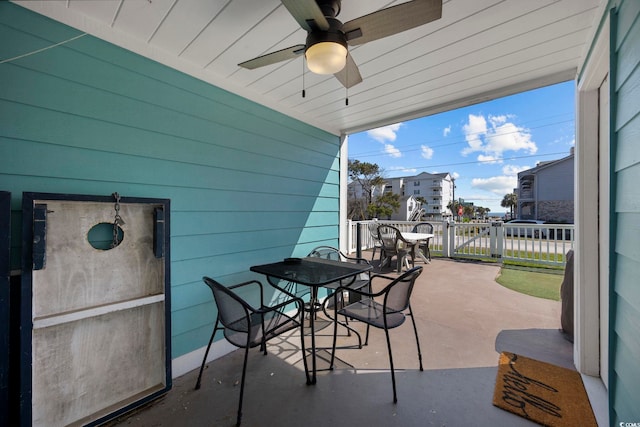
401,232,434,241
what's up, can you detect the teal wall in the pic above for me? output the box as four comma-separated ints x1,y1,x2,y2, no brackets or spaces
0,3,341,359
610,0,640,424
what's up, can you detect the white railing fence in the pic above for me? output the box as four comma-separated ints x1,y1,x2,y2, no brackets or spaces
348,220,574,267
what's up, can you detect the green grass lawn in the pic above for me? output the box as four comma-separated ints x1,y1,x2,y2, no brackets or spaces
495,266,563,300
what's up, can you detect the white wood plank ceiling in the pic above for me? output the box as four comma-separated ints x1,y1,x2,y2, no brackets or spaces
13,0,604,135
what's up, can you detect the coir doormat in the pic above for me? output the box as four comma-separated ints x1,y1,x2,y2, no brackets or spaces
493,352,597,427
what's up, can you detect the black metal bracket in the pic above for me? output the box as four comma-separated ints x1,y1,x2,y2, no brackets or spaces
32,204,47,270
153,207,165,259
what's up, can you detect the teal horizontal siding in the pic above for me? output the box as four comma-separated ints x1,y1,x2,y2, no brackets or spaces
614,113,640,172
0,137,339,199
171,226,339,262
0,3,340,359
172,211,337,236
611,0,640,424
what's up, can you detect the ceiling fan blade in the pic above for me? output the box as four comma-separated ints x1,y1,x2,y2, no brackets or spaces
334,52,362,89
280,0,330,32
238,44,306,70
343,0,442,46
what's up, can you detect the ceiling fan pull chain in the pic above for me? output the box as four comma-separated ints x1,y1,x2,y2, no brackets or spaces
345,61,349,106
302,56,306,98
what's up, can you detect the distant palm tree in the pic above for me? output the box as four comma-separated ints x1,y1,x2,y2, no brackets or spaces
476,206,490,219
501,193,518,218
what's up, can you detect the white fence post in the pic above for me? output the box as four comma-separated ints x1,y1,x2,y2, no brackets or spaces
442,221,452,257
489,221,503,258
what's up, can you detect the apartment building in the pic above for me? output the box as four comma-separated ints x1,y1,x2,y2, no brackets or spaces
349,172,455,220
517,149,574,222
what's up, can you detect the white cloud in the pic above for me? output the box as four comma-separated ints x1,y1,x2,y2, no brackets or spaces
443,125,451,137
451,171,460,179
367,123,402,143
462,114,487,153
421,145,434,159
471,175,517,195
461,114,537,162
367,123,404,157
489,114,509,126
384,144,402,158
502,164,530,175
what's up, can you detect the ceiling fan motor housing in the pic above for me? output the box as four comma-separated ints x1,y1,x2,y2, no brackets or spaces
305,17,347,52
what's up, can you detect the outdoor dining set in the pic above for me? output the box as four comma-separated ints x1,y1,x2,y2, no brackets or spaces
195,223,434,426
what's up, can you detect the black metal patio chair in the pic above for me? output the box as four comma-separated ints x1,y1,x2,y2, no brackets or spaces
307,246,371,348
330,266,424,403
412,222,434,261
195,277,309,426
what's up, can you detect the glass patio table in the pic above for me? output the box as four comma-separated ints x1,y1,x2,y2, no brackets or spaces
250,256,372,384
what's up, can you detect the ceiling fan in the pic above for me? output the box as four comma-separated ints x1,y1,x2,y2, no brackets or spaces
238,0,442,89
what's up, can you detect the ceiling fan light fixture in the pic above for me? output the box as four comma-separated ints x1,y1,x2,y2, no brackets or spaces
305,41,347,74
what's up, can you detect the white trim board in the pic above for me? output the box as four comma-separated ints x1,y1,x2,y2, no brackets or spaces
171,339,236,379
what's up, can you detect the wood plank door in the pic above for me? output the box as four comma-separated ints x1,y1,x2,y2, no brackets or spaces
20,193,171,426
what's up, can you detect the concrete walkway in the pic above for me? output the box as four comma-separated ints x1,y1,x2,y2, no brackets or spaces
108,258,572,427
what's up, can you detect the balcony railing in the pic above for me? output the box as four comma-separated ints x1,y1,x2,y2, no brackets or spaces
348,220,574,267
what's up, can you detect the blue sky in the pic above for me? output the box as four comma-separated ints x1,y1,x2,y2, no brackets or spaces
347,81,576,215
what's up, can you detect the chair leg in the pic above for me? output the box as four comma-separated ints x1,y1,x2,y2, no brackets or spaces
379,249,387,270
408,305,424,371
330,293,339,370
195,319,219,390
364,324,371,346
235,346,251,426
383,327,398,403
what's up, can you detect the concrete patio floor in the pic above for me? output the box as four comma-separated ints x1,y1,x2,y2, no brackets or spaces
108,257,578,427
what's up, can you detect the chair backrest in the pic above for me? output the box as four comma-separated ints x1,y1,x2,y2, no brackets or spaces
202,276,252,334
368,221,381,240
412,222,433,234
308,246,371,282
377,224,401,254
383,266,423,312
307,246,342,261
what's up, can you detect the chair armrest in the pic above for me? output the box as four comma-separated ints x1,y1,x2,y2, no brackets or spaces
228,280,264,309
341,252,372,266
396,233,411,244
258,296,305,315
369,273,399,282
334,272,402,299
333,280,387,299
228,280,263,290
